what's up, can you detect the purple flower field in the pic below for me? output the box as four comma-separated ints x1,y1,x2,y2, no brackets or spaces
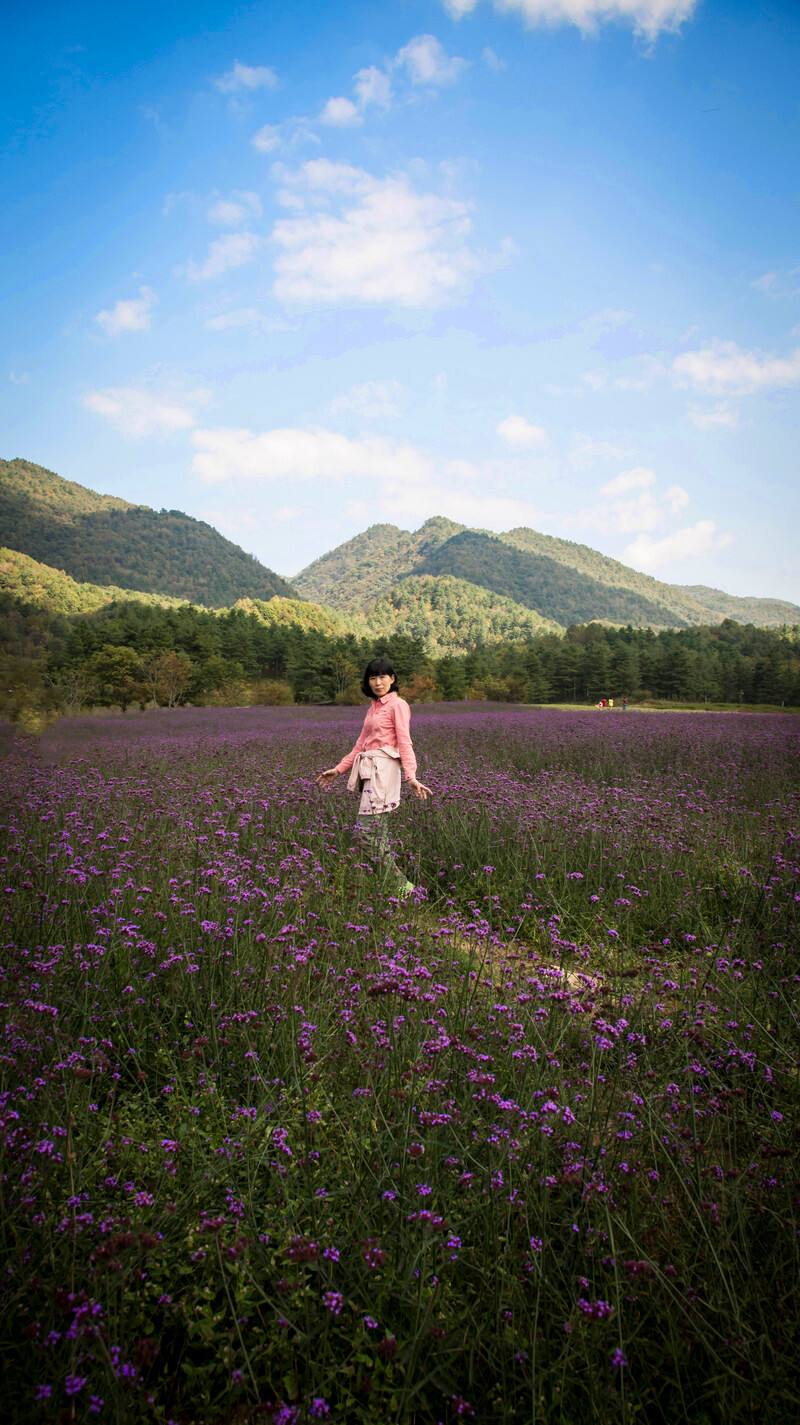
2,704,799,1423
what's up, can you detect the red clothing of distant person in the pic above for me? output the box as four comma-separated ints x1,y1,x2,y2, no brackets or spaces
335,690,417,781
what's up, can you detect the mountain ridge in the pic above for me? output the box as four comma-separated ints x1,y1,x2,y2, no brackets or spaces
3,459,797,640
0,458,297,607
295,518,799,630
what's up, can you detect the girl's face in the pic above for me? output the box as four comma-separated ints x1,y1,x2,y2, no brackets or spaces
369,671,394,697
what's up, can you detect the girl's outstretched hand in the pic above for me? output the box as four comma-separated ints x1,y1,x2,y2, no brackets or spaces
316,768,340,789
407,779,433,802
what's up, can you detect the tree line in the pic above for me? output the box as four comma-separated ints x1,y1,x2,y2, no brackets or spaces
1,591,799,723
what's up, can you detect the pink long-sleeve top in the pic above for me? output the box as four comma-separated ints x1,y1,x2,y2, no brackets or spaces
335,691,417,781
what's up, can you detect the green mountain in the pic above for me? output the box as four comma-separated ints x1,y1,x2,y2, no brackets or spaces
675,584,800,628
0,458,297,607
295,519,797,631
293,517,464,611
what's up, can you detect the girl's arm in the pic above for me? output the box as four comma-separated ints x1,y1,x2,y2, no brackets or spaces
392,698,418,781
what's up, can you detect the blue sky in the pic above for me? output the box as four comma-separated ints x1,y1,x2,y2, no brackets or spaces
3,0,799,598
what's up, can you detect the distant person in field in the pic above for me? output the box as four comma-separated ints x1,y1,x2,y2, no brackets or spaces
622,697,627,711
316,658,432,901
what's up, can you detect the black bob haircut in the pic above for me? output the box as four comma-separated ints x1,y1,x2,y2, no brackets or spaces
361,657,399,699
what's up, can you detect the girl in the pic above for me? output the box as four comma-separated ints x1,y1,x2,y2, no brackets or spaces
317,657,432,900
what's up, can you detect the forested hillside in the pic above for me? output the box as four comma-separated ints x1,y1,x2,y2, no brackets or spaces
0,547,188,615
412,530,701,628
0,458,297,606
368,573,563,653
676,584,800,626
499,528,719,624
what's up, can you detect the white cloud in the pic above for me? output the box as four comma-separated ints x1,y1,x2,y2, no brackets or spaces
576,468,691,536
93,287,156,336
665,483,690,516
623,520,733,572
9,371,30,385
688,402,739,430
600,466,655,497
497,414,548,448
320,96,362,127
206,192,262,226
326,380,408,419
271,159,509,308
252,124,282,153
186,231,261,283
394,34,468,85
354,65,393,109
440,0,697,41
672,340,800,396
751,267,800,300
214,61,278,94
83,386,207,439
191,424,546,535
318,35,465,134
191,426,433,486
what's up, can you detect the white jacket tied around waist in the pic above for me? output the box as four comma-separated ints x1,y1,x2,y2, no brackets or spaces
347,747,402,816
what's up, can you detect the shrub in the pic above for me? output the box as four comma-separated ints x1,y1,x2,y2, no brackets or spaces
253,679,295,706
402,672,440,703
334,682,366,706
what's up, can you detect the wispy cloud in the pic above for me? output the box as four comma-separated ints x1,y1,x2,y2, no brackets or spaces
270,159,512,308
251,117,319,154
320,34,467,129
687,403,739,430
496,414,548,449
83,386,209,438
8,370,30,385
481,45,506,69
251,124,282,152
440,0,698,42
203,308,289,333
672,339,800,395
214,61,278,94
206,191,262,226
186,231,261,283
569,436,638,469
751,266,800,300
325,380,408,419
93,287,156,336
581,356,663,391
